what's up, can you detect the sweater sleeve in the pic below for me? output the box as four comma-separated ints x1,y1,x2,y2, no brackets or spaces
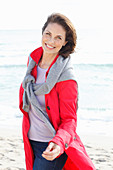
19,57,29,116
50,80,78,155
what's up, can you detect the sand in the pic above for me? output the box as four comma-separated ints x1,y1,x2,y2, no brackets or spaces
81,134,113,170
0,127,113,170
0,127,25,170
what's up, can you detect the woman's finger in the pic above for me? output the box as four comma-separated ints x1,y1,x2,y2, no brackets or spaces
43,142,54,153
43,142,60,155
42,142,60,160
42,151,59,161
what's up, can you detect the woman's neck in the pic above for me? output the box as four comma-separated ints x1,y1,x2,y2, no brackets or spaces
38,53,58,69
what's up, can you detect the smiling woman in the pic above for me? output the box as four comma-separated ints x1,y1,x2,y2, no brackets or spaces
42,13,77,58
41,23,67,61
19,13,96,170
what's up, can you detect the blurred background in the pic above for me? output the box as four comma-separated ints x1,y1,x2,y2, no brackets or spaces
0,0,113,137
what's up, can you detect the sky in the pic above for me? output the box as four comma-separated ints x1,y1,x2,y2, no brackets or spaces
0,0,113,64
0,0,113,30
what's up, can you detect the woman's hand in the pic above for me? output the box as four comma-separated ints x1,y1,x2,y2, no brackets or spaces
42,142,61,161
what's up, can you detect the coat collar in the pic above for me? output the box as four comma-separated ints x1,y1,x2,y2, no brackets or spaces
30,47,43,64
30,46,59,75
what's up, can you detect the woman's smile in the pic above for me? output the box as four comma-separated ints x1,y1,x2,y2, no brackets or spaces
45,43,55,49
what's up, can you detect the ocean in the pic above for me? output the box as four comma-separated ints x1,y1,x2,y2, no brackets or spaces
0,30,113,137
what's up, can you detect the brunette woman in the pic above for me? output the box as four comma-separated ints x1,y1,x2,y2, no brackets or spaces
19,13,95,170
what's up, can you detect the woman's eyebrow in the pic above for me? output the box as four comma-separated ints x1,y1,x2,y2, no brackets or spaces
45,30,63,38
45,30,51,33
57,35,63,37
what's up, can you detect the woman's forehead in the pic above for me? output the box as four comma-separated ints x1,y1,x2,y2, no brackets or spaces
44,23,66,36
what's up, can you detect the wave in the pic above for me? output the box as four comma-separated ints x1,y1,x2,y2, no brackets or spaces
0,64,26,68
1,56,113,67
0,56,27,66
74,63,113,67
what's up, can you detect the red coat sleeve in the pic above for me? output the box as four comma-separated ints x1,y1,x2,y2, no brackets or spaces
50,80,78,154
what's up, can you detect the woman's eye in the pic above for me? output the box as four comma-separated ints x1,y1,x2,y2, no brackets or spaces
46,32,50,35
57,36,62,40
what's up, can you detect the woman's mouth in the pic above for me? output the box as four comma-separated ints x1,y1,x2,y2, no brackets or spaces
45,43,55,49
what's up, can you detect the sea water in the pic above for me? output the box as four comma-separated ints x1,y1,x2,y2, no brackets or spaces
0,30,113,137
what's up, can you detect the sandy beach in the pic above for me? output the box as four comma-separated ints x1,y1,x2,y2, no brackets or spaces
0,127,113,170
81,134,113,170
0,127,25,170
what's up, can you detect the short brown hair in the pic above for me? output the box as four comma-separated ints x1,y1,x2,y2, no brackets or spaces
42,13,77,58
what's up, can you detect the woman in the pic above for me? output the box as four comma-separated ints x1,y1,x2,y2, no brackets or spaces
19,13,96,170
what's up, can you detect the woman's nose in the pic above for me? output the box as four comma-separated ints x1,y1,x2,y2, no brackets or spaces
49,37,55,44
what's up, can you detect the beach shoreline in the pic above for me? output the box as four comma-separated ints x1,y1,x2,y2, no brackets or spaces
0,127,113,170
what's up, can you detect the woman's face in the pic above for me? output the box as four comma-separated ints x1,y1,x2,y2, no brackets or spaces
42,23,67,56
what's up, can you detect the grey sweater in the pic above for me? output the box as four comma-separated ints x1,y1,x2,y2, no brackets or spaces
22,55,76,136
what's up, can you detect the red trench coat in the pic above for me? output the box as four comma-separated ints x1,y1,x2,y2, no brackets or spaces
19,47,96,170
